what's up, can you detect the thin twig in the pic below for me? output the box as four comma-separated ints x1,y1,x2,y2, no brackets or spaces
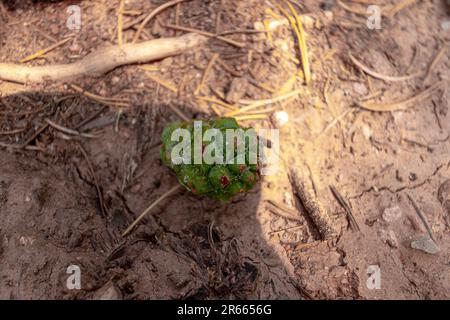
225,89,301,117
195,53,218,95
266,199,302,222
19,36,73,63
132,0,189,43
0,128,26,135
74,106,108,130
197,96,238,110
45,119,98,138
146,74,178,93
330,185,360,232
387,0,416,18
77,142,106,217
122,185,182,236
349,53,421,82
407,193,434,240
168,104,190,121
69,84,131,108
356,81,442,112
281,0,311,84
424,46,447,83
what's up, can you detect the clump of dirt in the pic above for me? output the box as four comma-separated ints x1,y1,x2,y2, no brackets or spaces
0,0,449,299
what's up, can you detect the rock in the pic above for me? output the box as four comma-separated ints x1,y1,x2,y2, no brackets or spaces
361,125,372,140
353,82,368,96
301,15,315,29
441,20,450,32
271,111,289,128
111,76,120,85
254,21,264,31
382,206,402,223
324,11,333,21
93,282,122,300
410,235,440,254
226,77,248,103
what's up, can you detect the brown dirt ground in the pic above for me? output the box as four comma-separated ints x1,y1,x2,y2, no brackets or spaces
0,0,449,299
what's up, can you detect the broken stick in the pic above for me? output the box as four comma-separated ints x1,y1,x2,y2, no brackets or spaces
289,168,337,240
0,33,207,84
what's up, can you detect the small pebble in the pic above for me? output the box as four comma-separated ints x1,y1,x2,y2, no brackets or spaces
111,76,120,85
441,20,450,32
362,125,372,140
379,229,398,248
353,83,368,96
301,15,315,29
382,206,402,223
271,111,289,128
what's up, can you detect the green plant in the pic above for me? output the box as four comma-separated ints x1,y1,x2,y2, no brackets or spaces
160,118,260,201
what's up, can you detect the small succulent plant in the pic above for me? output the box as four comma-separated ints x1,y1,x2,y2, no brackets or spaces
160,118,260,201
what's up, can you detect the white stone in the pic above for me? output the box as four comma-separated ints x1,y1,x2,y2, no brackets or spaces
272,111,289,128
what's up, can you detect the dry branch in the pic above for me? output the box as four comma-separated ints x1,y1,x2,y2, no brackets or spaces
0,33,207,84
289,168,337,240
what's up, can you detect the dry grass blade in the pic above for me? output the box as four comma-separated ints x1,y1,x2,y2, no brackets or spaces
122,185,182,236
0,128,26,135
20,37,72,63
356,81,442,112
234,114,268,121
132,0,188,43
424,46,447,83
337,0,369,15
266,199,302,221
147,74,178,93
225,89,301,117
349,53,422,82
276,1,311,84
69,84,131,108
195,53,218,95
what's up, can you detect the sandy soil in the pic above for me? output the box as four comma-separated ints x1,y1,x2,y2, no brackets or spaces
0,0,449,299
